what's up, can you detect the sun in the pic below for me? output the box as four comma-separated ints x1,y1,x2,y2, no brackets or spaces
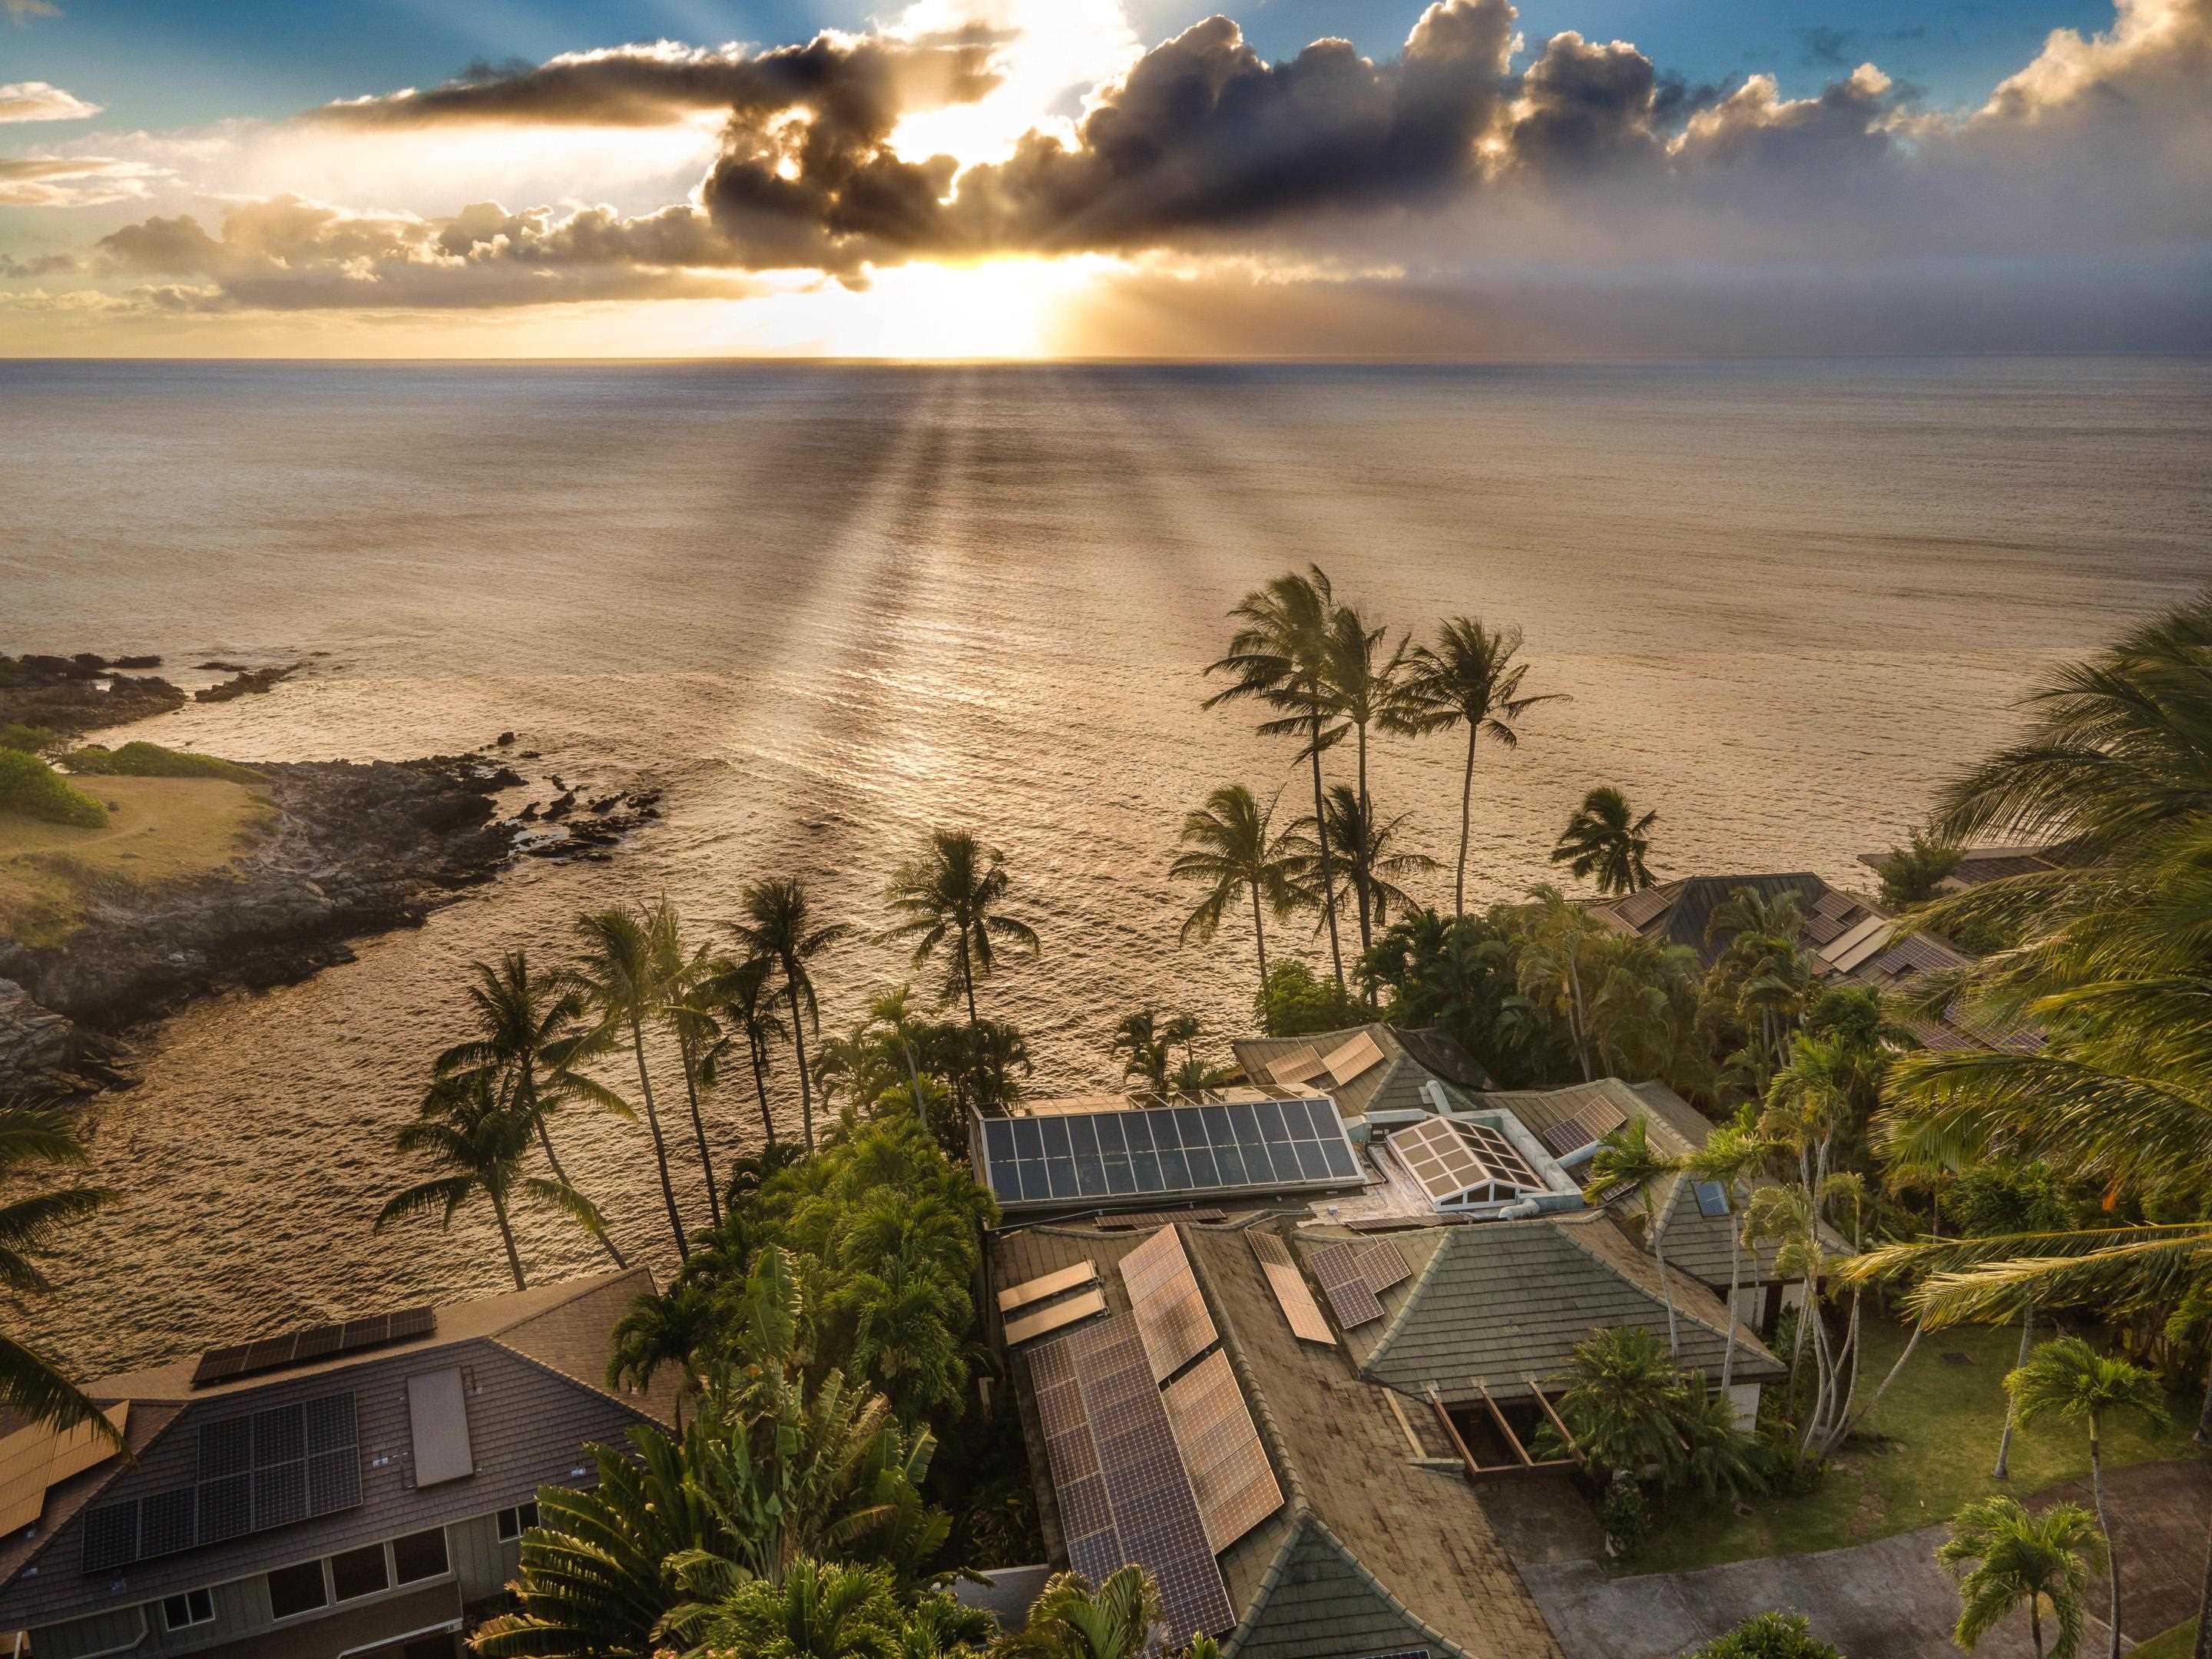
727,256,1117,359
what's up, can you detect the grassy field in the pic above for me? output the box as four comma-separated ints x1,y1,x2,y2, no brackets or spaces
1628,1316,2203,1574
0,775,275,944
2134,1620,2200,1659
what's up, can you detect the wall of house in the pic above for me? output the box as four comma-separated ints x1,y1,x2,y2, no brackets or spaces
1727,1383,1763,1430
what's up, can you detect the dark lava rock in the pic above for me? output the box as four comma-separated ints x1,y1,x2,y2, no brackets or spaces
0,654,189,737
194,660,251,673
543,789,578,821
197,662,303,702
111,654,162,670
495,731,516,747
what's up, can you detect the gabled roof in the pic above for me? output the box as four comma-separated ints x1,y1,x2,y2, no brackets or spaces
1341,1210,1782,1405
1230,1025,1491,1120
0,1271,673,1631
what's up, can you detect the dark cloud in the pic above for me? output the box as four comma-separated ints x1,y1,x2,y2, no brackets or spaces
0,250,74,276
1798,24,1927,71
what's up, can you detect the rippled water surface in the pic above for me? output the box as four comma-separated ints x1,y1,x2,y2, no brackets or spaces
3,356,2207,1373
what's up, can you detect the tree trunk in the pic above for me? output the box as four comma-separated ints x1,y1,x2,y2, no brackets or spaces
2091,1426,2121,1659
787,979,816,1153
525,1074,626,1268
2197,1352,2212,1446
628,1015,690,1260
1455,730,1475,918
1250,884,1271,1011
1567,960,1592,1081
1309,717,1346,995
1995,1303,2035,1480
1649,1203,1681,1359
2032,1598,2044,1659
1846,1313,1924,1442
747,1028,777,1147
675,1028,723,1231
488,1187,526,1291
1720,1229,1743,1389
961,929,980,1030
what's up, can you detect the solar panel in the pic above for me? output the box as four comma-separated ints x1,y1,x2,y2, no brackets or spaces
81,1391,359,1575
1321,1031,1387,1084
1359,1240,1411,1296
1263,1045,1325,1085
1308,1241,1386,1328
1095,1207,1227,1231
976,1099,1359,1214
1026,1313,1234,1641
1005,1288,1108,1346
1249,1232,1336,1346
1121,1227,1217,1383
1534,1094,1630,1158
1161,1351,1283,1552
190,1306,436,1388
999,1262,1098,1313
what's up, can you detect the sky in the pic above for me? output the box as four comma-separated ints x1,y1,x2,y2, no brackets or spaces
2,0,2207,356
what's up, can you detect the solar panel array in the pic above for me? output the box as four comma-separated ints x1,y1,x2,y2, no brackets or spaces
1533,1094,1630,1158
1121,1227,1217,1384
81,1392,360,1574
190,1306,435,1388
1388,1117,1543,1207
1307,1240,1412,1330
1249,1232,1335,1346
1161,1351,1282,1553
1028,1315,1235,1641
979,1098,1359,1213
1320,1030,1387,1084
999,1262,1098,1313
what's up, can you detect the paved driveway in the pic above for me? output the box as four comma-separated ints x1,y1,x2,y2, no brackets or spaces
1512,1459,2210,1658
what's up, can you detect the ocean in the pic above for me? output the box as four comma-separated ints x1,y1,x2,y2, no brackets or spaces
3,355,2207,1374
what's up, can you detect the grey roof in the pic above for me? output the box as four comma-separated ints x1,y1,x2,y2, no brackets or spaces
1339,1210,1783,1406
0,1270,673,1631
951,1564,1055,1631
1230,1025,1491,1121
988,1218,1563,1659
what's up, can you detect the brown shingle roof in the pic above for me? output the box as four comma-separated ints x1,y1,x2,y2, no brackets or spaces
1230,1026,1491,1121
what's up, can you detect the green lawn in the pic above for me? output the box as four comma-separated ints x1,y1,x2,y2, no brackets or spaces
2133,1620,2200,1659
1627,1317,2202,1575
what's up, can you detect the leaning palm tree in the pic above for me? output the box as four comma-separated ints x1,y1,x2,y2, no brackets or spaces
1318,601,1415,819
2007,1337,2167,1659
1939,1494,2100,1659
1204,565,1350,995
649,898,725,1230
1167,783,1302,1005
432,949,630,1269
1289,783,1440,960
729,878,852,1154
885,829,1040,1028
1402,617,1565,916
998,1565,1162,1659
1584,1117,1683,1358
376,1072,608,1291
0,1101,119,1442
1551,785,1659,895
702,953,788,1151
572,905,690,1261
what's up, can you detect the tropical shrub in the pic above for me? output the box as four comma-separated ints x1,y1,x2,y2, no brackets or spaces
65,741,262,783
1876,828,1963,909
1253,958,1369,1038
0,749,106,827
0,723,58,754
1687,1611,1846,1658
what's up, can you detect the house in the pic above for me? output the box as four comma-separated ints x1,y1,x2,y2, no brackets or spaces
1229,1025,1493,1121
0,1271,676,1659
1856,843,2077,895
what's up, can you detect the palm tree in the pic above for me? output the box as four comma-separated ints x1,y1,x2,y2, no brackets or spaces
0,1101,118,1443
1584,1117,1683,1358
1318,601,1414,820
885,829,1040,1028
1168,783,1302,1005
649,897,725,1230
1515,884,1604,1081
376,1073,607,1290
1687,1123,1767,1389
1289,783,1440,959
2007,1336,2168,1658
730,877,852,1154
1551,1325,1697,1486
432,949,630,1269
1939,1495,2100,1659
573,905,691,1260
1205,565,1350,995
607,1279,714,1429
1551,786,1659,896
998,1565,1162,1659
703,953,787,1150
1402,617,1565,916
1112,1010,1172,1094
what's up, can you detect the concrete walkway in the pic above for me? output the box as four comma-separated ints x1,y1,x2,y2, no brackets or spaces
1513,1459,2210,1658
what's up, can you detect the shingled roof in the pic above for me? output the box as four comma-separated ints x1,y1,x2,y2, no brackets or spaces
1230,1025,1492,1121
1338,1210,1783,1406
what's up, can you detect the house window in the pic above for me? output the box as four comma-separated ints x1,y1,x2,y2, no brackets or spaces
160,1587,214,1631
330,1541,392,1601
495,1502,539,1541
267,1559,329,1620
392,1525,450,1584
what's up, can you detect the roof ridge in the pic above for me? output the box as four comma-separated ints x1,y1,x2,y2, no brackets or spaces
1216,1509,1318,1659
487,1330,672,1431
486,1268,647,1338
1305,1513,1482,1659
1560,1213,1750,1352
1350,1221,1462,1383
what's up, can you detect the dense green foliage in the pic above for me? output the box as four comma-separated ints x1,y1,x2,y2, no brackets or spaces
0,749,106,826
0,723,58,754
1686,1613,1845,1659
1545,1326,1767,1501
64,741,263,783
0,1103,118,1445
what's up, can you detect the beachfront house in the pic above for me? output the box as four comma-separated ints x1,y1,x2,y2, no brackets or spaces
0,1271,674,1659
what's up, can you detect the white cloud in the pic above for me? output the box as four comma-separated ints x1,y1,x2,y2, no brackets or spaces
3,0,63,22
0,155,163,207
0,80,102,121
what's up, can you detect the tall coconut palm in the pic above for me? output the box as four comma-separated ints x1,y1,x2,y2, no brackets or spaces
730,878,852,1154
2007,1337,2168,1659
703,953,788,1151
1318,602,1415,820
885,829,1040,1028
1584,1117,1683,1358
1515,884,1604,1081
649,898,725,1231
1687,1123,1767,1388
1205,565,1350,995
607,1279,714,1429
1112,1010,1172,1094
1289,783,1439,959
1402,617,1565,916
377,1072,608,1291
0,1101,118,1443
432,949,630,1269
1168,783,1302,1005
573,905,690,1260
998,1565,1163,1659
1551,785,1660,896
1939,1495,2100,1659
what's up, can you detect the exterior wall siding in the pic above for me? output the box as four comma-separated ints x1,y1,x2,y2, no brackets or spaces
445,1515,506,1604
